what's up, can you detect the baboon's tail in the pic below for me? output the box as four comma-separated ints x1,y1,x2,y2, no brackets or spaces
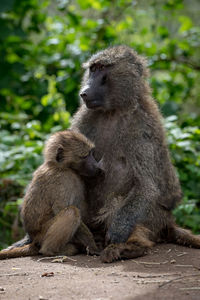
0,244,38,260
168,225,200,248
6,234,32,250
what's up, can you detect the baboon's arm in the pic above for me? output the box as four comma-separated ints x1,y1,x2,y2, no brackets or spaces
74,221,100,255
106,190,153,244
51,183,82,215
106,138,158,244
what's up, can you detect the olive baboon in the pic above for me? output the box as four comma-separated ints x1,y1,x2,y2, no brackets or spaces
5,46,200,263
70,45,200,262
0,130,102,259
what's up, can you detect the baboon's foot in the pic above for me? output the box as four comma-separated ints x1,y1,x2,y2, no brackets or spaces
100,244,121,263
100,243,148,263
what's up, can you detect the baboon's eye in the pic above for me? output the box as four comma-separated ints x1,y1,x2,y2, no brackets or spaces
101,74,107,85
80,153,89,159
90,63,105,72
98,64,105,70
90,64,96,72
56,147,64,162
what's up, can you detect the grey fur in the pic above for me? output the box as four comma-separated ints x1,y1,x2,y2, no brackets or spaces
71,45,200,262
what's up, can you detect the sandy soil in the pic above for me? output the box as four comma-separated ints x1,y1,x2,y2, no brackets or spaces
0,244,200,300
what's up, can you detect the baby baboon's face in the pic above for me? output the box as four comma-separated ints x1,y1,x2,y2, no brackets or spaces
45,130,103,178
75,148,103,178
65,138,103,178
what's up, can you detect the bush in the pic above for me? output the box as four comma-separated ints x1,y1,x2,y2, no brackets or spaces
166,116,200,232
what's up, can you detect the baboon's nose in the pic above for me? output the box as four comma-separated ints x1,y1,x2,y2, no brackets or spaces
80,91,88,101
97,167,105,177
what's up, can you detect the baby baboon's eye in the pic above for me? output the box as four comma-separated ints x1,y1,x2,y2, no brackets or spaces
56,146,64,162
80,153,89,159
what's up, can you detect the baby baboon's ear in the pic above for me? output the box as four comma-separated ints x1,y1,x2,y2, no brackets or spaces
56,146,64,162
137,62,144,76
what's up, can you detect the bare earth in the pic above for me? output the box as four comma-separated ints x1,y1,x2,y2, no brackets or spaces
0,244,200,300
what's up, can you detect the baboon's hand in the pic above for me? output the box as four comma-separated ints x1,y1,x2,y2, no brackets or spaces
100,244,121,263
87,247,101,256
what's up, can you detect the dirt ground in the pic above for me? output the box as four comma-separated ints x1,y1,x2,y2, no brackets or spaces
0,244,200,300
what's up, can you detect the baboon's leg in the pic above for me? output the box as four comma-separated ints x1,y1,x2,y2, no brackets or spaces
73,221,100,255
101,225,154,263
168,225,200,248
59,243,80,256
39,206,81,256
100,243,147,263
0,244,38,260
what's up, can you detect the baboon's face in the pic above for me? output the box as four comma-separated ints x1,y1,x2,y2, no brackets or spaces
76,149,103,178
80,46,147,111
58,147,103,178
80,63,109,110
53,132,103,177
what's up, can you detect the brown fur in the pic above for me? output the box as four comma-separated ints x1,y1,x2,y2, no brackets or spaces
70,45,200,262
100,225,154,263
0,130,100,259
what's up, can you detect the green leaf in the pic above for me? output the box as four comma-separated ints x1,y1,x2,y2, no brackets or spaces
179,16,193,32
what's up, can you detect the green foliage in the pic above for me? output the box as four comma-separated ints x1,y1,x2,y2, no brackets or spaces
0,0,200,248
166,116,200,232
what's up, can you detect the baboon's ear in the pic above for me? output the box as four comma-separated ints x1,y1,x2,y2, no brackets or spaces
56,146,64,162
137,63,143,76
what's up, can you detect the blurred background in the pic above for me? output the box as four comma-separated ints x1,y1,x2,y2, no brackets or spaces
0,0,199,249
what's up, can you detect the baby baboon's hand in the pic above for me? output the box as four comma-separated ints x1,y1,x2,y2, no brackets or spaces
86,246,100,256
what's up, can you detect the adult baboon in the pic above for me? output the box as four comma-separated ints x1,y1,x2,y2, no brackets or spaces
71,45,200,262
0,130,102,259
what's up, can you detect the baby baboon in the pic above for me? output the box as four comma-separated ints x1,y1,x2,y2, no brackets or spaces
71,45,200,262
0,130,102,259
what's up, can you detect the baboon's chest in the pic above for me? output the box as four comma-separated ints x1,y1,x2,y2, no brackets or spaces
92,118,129,192
92,115,121,160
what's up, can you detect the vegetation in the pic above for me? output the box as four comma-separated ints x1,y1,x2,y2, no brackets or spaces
0,0,200,249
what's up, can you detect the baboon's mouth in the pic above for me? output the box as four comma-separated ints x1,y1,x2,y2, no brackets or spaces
85,100,102,109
